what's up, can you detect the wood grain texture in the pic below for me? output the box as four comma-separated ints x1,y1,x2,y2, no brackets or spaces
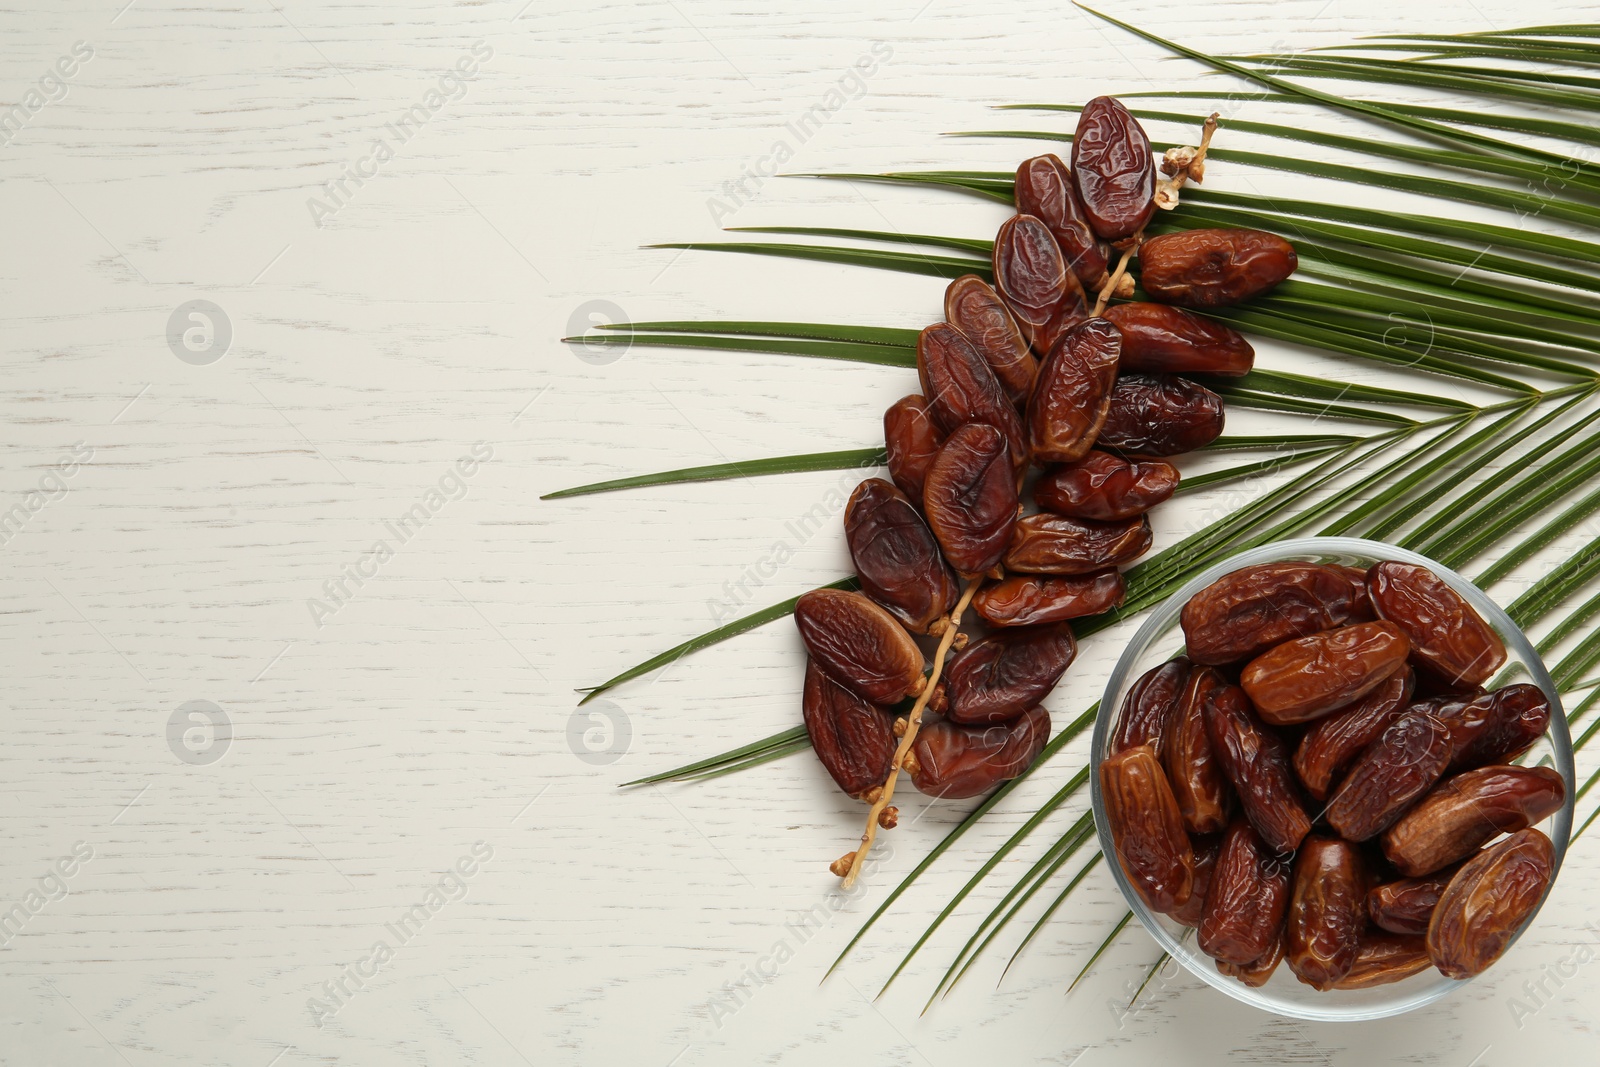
3,0,1599,1063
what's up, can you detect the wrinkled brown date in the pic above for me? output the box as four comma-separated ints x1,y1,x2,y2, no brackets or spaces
1368,560,1507,687
1382,765,1566,877
916,323,1027,469
1095,374,1225,457
802,659,896,798
1332,932,1432,989
1293,666,1414,801
1002,513,1152,575
1451,683,1550,770
1164,666,1231,834
1420,690,1496,770
1170,833,1220,928
1217,929,1284,987
1368,866,1460,936
1071,96,1155,243
794,588,926,706
1428,828,1554,979
1026,317,1121,465
972,571,1125,627
1286,836,1365,990
944,623,1076,726
1034,450,1178,522
1181,562,1365,666
1099,744,1196,913
993,214,1084,355
1102,302,1255,377
923,422,1019,578
845,479,958,635
1325,710,1452,841
1241,621,1411,725
1112,657,1189,755
1203,682,1312,854
1013,154,1112,291
883,394,944,503
1139,228,1298,309
1199,818,1290,966
944,274,1037,406
910,704,1050,799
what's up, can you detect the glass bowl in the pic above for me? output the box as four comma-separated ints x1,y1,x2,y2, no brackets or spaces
1090,536,1575,1021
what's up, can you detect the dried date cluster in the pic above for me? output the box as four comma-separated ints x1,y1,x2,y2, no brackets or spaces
797,98,1300,885
1102,558,1565,988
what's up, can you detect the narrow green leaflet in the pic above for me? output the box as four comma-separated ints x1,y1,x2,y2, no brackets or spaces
543,448,887,499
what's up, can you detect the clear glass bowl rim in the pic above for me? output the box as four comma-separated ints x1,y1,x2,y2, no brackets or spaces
1089,535,1576,1022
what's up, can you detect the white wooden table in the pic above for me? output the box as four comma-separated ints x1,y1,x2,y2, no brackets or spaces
4,1,1598,1063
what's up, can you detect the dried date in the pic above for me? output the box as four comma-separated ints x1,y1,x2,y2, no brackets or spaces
1181,561,1364,666
1170,833,1220,927
1332,932,1432,989
972,571,1125,627
1139,228,1298,308
910,705,1050,799
1324,710,1452,841
1240,621,1411,725
1451,683,1550,770
1293,666,1413,801
923,422,1019,578
1199,818,1290,966
1002,513,1152,575
883,394,944,503
1034,450,1178,521
945,624,1076,726
993,214,1082,354
1110,657,1189,755
1286,836,1364,990
1095,373,1225,457
1102,302,1254,377
1013,154,1112,291
1382,765,1566,877
1368,866,1460,936
845,479,959,635
1203,682,1312,854
944,274,1037,405
1368,561,1506,687
1164,666,1231,834
1428,828,1554,979
794,588,926,705
1217,929,1284,987
1026,317,1121,465
916,323,1027,468
1099,744,1195,912
1072,96,1155,243
803,659,896,798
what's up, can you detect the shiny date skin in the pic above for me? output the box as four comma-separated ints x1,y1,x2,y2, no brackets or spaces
1203,682,1312,854
1139,228,1298,308
1241,621,1411,725
802,659,896,798
1026,317,1121,465
883,394,944,504
944,624,1076,726
1382,765,1566,877
1293,666,1414,801
1002,513,1152,576
944,275,1037,406
1286,836,1365,990
844,479,958,635
1034,450,1178,522
1199,818,1290,966
794,589,926,705
972,571,1125,627
1428,829,1554,979
1164,666,1231,834
1110,657,1190,755
1368,866,1460,936
1102,302,1254,377
910,705,1050,799
1013,154,1112,291
1099,744,1196,913
1072,96,1156,243
992,214,1081,355
916,323,1027,469
1368,560,1507,687
1170,833,1220,927
1451,683,1550,770
1096,374,1225,457
1324,710,1452,841
1217,929,1284,987
923,423,1019,578
1333,932,1432,989
1181,562,1364,666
